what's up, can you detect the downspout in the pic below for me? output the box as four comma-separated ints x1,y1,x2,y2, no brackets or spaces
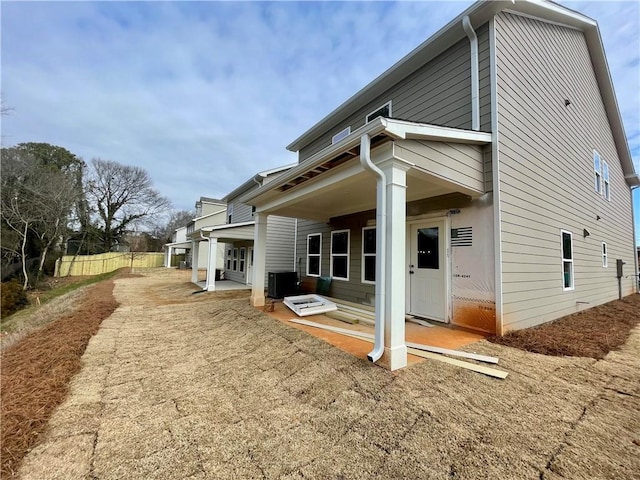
631,186,639,293
463,16,480,131
360,134,385,363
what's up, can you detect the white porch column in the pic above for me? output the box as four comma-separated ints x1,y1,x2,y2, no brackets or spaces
191,240,200,284
205,238,218,291
165,246,173,268
380,158,409,371
250,213,268,307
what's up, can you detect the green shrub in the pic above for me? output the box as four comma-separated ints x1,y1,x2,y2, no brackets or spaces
1,279,29,319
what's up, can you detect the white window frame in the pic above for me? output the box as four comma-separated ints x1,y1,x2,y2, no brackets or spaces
226,248,232,270
366,101,392,124
306,233,322,277
239,247,246,273
593,150,602,194
602,242,607,268
232,248,238,271
361,226,376,285
561,230,574,291
602,160,610,201
228,203,234,224
330,229,350,281
331,126,351,144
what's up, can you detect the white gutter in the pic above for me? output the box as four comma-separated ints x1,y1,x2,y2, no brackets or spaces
462,15,480,131
359,133,385,363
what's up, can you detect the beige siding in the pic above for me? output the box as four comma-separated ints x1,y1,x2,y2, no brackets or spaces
495,13,636,330
299,24,492,162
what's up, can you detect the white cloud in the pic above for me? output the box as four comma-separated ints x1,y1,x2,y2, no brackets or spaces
2,0,638,213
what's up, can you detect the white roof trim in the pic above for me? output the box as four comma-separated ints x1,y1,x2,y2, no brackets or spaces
192,208,226,222
200,221,256,233
241,118,490,205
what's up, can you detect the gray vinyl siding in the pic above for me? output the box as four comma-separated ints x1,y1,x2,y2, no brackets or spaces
495,13,636,331
222,215,296,285
227,201,253,224
296,219,375,305
299,24,492,162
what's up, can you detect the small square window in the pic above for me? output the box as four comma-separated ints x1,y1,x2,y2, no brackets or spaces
366,101,392,123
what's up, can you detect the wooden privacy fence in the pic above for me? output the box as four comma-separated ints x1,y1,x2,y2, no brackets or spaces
55,252,165,277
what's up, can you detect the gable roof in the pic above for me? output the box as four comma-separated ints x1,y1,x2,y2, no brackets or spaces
286,0,638,186
222,163,296,202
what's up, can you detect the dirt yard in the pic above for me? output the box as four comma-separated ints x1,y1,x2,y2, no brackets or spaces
9,269,640,479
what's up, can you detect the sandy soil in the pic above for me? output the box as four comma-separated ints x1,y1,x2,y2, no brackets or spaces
16,268,640,479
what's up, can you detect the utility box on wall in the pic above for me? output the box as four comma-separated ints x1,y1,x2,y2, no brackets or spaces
268,271,297,299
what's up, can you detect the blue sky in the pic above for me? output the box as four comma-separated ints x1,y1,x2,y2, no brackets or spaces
1,1,639,242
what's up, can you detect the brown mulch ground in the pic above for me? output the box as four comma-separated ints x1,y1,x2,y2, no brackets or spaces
0,280,119,478
488,293,640,358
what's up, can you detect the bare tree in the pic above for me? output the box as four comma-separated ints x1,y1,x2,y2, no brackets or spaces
84,159,171,253
152,209,195,245
1,150,48,288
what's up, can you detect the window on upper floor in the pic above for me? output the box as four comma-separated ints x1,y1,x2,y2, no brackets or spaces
331,230,350,280
307,233,321,277
362,227,376,284
602,160,610,201
594,151,602,194
366,101,392,123
331,126,351,144
228,204,234,224
561,230,574,291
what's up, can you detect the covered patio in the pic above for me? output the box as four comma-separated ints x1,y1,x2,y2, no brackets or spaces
243,117,491,370
191,221,256,291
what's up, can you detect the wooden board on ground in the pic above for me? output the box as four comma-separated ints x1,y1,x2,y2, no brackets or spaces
288,318,507,379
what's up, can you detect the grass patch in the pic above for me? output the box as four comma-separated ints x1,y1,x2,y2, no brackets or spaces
0,270,121,334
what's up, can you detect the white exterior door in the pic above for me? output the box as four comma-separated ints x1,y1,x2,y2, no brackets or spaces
247,247,254,285
409,220,447,322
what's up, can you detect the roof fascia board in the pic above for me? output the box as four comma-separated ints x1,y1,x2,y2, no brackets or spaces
201,221,256,233
223,163,297,202
193,208,227,222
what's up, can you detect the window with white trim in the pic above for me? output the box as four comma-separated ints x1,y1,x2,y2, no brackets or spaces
561,230,574,290
602,160,610,201
239,247,246,273
593,151,602,193
602,242,607,268
307,233,321,277
362,227,376,284
331,126,351,144
233,248,238,271
226,248,232,270
366,101,392,123
331,230,350,280
228,204,234,224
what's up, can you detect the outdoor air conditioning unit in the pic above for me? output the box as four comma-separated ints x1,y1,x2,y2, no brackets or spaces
267,271,297,299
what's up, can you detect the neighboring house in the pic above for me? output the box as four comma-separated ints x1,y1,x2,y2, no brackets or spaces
195,165,297,291
242,0,640,370
163,226,189,267
165,197,227,284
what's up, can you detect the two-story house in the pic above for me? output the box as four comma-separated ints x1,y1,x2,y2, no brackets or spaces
243,0,639,370
186,197,227,287
194,165,297,291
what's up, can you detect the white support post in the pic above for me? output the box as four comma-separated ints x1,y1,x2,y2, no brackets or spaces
205,238,218,291
191,240,200,284
165,246,171,268
380,159,409,371
251,213,268,307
